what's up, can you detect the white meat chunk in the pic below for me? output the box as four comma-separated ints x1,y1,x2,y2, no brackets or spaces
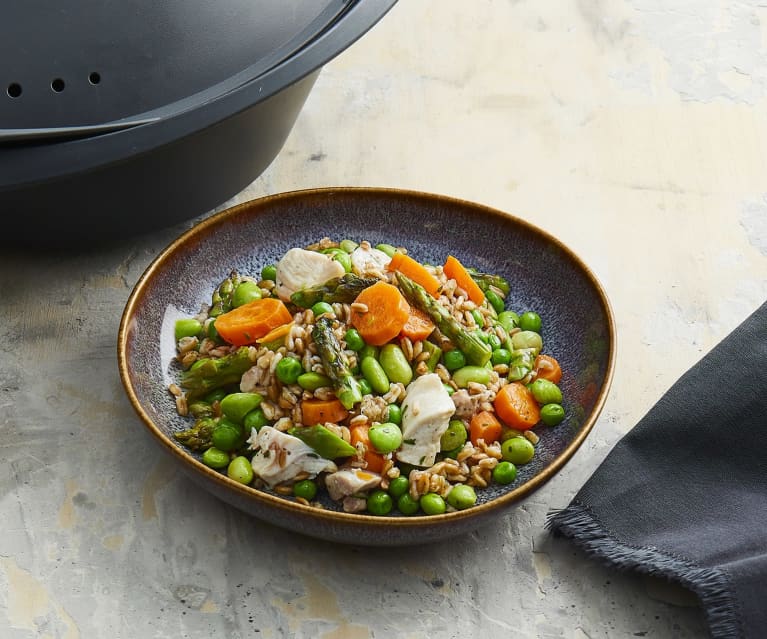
274,248,345,303
249,426,337,487
324,468,382,501
350,245,391,276
396,373,456,467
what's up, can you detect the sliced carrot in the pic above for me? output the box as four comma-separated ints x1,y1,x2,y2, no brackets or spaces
494,382,541,431
350,425,386,473
214,298,293,346
387,252,441,298
469,410,503,445
350,281,411,346
400,307,436,341
301,399,349,426
256,321,295,344
443,255,485,305
534,354,562,384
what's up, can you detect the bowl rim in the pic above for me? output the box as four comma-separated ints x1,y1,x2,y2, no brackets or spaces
117,186,617,529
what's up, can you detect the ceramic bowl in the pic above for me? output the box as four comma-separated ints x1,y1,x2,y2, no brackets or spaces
118,187,616,545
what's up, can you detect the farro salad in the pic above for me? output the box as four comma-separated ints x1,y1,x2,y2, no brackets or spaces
169,238,566,516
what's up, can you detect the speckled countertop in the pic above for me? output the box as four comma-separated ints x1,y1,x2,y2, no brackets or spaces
2,1,766,637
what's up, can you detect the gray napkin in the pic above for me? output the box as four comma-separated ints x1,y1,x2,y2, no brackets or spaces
548,301,767,639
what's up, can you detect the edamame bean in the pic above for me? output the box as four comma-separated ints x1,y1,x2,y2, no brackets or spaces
311,301,335,317
368,422,403,454
497,311,519,332
202,447,230,469
397,493,420,515
540,403,566,426
440,419,467,451
359,344,379,361
487,334,502,350
297,372,333,391
244,408,269,431
204,388,228,404
293,479,318,500
358,378,373,396
275,357,303,384
485,289,505,314
386,403,402,425
261,264,277,281
501,437,535,465
492,461,517,484
447,484,477,510
420,493,446,515
232,280,262,307
174,318,202,341
212,418,244,452
451,365,492,388
511,330,543,354
471,309,484,328
379,344,413,385
375,243,398,257
220,392,263,423
361,356,390,394
329,250,352,273
529,378,563,405
367,490,393,515
227,456,254,484
518,311,542,333
492,348,512,366
442,349,466,371
340,239,358,253
388,476,410,499
344,328,365,351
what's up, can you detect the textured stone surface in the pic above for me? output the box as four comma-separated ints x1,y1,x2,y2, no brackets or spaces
2,0,766,636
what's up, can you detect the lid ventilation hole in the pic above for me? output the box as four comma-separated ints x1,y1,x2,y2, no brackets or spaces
7,83,22,98
88,72,101,85
51,78,65,93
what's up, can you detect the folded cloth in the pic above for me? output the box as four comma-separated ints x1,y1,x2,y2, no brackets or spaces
548,301,767,639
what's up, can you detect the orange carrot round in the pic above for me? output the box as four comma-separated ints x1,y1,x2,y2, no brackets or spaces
387,252,441,298
443,255,485,305
214,298,292,346
400,307,436,341
494,382,541,431
534,354,562,384
350,425,385,473
301,399,349,426
350,281,411,346
469,410,503,445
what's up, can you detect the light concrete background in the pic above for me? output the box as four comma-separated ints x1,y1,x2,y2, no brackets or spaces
2,0,766,637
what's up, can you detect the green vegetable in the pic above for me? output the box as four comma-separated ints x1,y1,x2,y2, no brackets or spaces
447,485,476,510
443,383,456,396
290,273,379,308
202,447,230,469
344,328,365,352
440,419,467,451
470,309,484,329
293,479,318,500
209,271,242,317
297,372,333,391
288,424,357,459
388,476,410,499
529,378,563,405
311,301,335,317
275,357,303,384
206,318,225,345
487,334,502,350
339,239,358,254
220,392,263,423
322,248,352,273
491,348,512,366
470,271,510,296
232,280,262,307
452,365,492,388
420,493,446,515
511,330,543,354
358,378,373,396
188,401,214,419
261,264,277,281
359,344,379,361
386,403,402,425
361,356,390,394
497,311,519,332
485,289,505,314
367,490,393,515
211,418,244,452
375,243,398,257
396,273,491,366
175,318,202,341
501,437,535,465
518,311,542,333
368,422,403,454
379,344,413,385
174,417,217,451
492,461,517,484
227,456,254,484
180,347,254,402
312,317,363,409
420,340,442,372
397,493,420,515
243,408,269,431
203,387,228,404
507,348,536,381
442,349,466,372
540,403,566,426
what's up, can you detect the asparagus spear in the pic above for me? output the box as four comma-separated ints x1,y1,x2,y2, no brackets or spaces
311,317,363,409
209,270,243,317
174,417,217,451
470,271,510,297
180,347,254,401
290,274,378,308
396,273,492,366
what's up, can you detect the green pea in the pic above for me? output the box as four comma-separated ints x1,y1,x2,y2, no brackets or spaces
442,349,466,371
386,403,402,425
388,476,410,499
518,311,542,333
340,239,358,254
540,403,566,426
485,289,505,314
440,419,467,451
501,437,535,465
529,378,563,405
492,348,512,366
361,356,390,394
379,344,413,385
175,318,202,341
497,311,519,332
443,384,456,396
203,388,228,404
447,484,477,510
511,330,543,354
276,357,303,384
232,280,262,307
359,344,379,361
220,392,263,424
344,328,365,351
293,479,318,501
212,419,244,452
261,264,277,281
452,365,492,388
471,309,484,328
227,456,254,485
397,493,420,515
367,490,393,515
358,378,373,396
244,408,269,431
375,243,398,257
492,461,517,484
202,447,230,469
297,372,333,391
420,493,446,515
368,422,403,454
487,334,502,350
311,301,335,317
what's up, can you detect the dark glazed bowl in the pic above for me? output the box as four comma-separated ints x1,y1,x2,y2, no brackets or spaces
118,188,616,545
